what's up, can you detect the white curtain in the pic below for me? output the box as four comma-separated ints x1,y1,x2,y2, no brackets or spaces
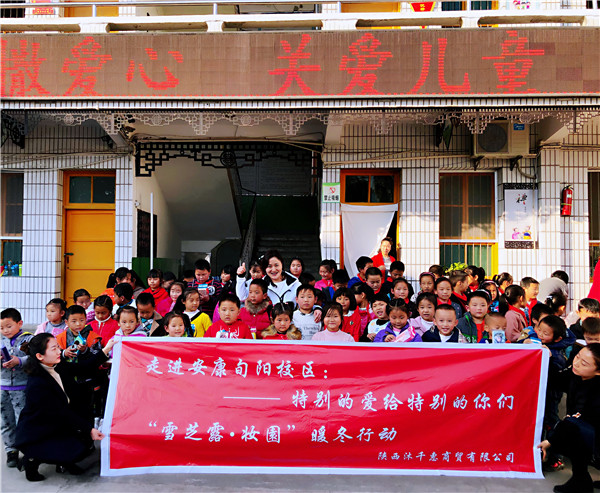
341,203,398,277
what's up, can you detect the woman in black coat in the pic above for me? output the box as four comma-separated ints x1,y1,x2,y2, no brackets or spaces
14,333,114,481
538,343,600,493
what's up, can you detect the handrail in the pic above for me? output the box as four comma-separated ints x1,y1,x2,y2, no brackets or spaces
240,194,257,269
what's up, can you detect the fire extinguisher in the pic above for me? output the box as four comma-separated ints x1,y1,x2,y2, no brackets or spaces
561,185,573,216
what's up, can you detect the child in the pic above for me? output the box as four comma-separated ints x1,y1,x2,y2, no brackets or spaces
422,304,467,343
219,265,235,296
112,282,134,315
568,318,600,365
435,277,461,319
101,267,131,303
106,306,146,357
312,302,355,343
348,256,373,288
410,272,436,303
88,295,119,346
204,293,253,339
519,302,554,343
480,280,501,313
428,265,445,280
521,276,540,325
483,313,508,343
568,298,600,339
502,285,528,343
142,269,169,306
293,284,322,340
180,288,212,338
410,292,437,337
457,290,491,343
299,272,316,287
261,303,302,340
494,272,513,294
289,257,304,279
544,291,568,317
182,269,194,285
390,278,417,318
374,300,421,343
73,288,94,323
189,259,222,319
352,283,375,334
324,269,350,301
239,279,272,339
449,271,469,318
1,308,33,467
334,287,362,342
35,298,67,337
235,260,265,302
156,281,185,317
56,305,102,354
136,293,164,336
364,267,383,295
365,293,390,341
164,312,189,338
465,265,485,292
389,261,405,281
315,260,334,291
162,271,176,292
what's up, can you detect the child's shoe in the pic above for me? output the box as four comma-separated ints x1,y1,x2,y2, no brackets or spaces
6,450,19,468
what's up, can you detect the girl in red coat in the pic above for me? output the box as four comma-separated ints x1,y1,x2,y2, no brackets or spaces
261,303,301,340
334,287,362,342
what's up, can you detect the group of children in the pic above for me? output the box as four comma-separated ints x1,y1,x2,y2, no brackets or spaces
2,252,599,476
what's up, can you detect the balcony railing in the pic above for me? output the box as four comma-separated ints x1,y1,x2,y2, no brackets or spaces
1,0,598,32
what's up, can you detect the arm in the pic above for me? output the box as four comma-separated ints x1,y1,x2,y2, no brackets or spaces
236,276,249,302
504,313,521,343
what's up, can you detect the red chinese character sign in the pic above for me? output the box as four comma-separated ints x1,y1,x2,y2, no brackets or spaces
102,340,547,477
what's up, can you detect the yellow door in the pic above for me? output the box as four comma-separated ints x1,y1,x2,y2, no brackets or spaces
65,0,118,17
64,209,115,304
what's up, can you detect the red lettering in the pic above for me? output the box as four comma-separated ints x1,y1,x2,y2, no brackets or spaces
1,39,50,97
269,34,321,96
62,37,112,96
126,48,183,90
339,33,392,95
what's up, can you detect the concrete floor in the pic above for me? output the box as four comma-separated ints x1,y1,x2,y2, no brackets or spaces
2,447,597,493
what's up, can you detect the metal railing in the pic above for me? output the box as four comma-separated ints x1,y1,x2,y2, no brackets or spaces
240,194,257,268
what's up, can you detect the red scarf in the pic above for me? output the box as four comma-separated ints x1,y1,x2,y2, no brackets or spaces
508,304,526,322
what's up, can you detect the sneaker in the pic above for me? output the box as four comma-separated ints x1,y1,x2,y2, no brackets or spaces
6,451,19,468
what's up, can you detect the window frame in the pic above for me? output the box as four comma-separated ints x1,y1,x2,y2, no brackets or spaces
341,169,400,205
589,171,600,281
64,170,116,210
0,172,24,276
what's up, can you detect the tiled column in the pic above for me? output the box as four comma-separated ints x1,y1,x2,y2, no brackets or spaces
320,167,341,264
115,157,134,268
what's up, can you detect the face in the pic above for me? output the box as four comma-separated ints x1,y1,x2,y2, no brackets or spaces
94,305,111,322
535,321,559,345
418,299,436,322
435,309,458,336
524,283,539,301
273,314,291,333
360,262,374,276
290,260,303,277
184,292,200,312
485,316,507,335
297,289,316,312
485,284,498,301
137,303,155,320
372,300,388,319
75,295,91,309
336,295,351,313
468,297,489,321
333,282,347,291
578,308,598,322
163,280,174,291
355,293,366,307
219,300,240,325
46,304,64,324
572,348,600,380
119,312,139,335
584,332,600,344
117,273,132,286
221,272,231,283
420,276,435,293
66,313,87,335
148,277,161,290
455,279,469,293
248,284,267,306
323,309,342,332
533,312,549,330
390,269,404,281
380,240,392,257
436,281,452,301
466,273,476,286
266,257,283,282
1,317,23,338
319,266,332,281
366,275,382,293
166,317,186,337
37,338,62,366
170,284,183,301
195,269,210,284
250,267,264,280
392,282,409,300
389,309,408,330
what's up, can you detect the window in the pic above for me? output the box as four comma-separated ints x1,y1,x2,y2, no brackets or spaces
439,173,496,274
342,172,398,204
1,173,23,276
589,172,600,280
67,174,115,205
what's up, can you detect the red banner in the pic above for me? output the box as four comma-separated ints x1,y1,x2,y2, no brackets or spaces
101,340,548,477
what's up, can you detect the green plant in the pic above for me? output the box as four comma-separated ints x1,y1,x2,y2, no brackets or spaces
445,262,468,275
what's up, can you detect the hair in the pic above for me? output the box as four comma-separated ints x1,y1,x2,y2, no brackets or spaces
262,303,301,340
387,298,410,316
116,305,139,322
182,269,194,279
46,298,67,316
130,270,146,289
261,250,285,273
318,260,333,273
1,308,21,323
182,287,200,302
351,283,375,304
322,302,344,329
416,292,437,308
465,265,485,285
23,333,55,375
379,236,394,251
530,302,553,324
194,258,211,272
419,272,436,284
582,317,600,336
371,292,390,306
485,312,506,325
480,280,499,301
65,304,86,319
544,291,568,315
106,267,130,288
73,288,91,301
249,278,269,295
435,276,452,289
467,290,491,304
448,270,468,287
220,264,234,275
538,314,567,341
333,287,357,311
93,294,113,311
520,277,539,289
392,277,411,290
271,302,293,321
249,260,263,273
435,304,457,316
551,270,569,285
290,257,304,270
584,343,600,371
114,282,133,300
219,292,241,309
163,311,187,329
299,272,315,285
390,260,405,273
429,265,445,277
136,292,155,307
355,256,373,272
494,272,513,287
365,267,382,279
169,281,186,294
502,285,526,306
578,298,600,314
296,284,317,297
162,271,176,283
332,269,350,285
147,268,163,280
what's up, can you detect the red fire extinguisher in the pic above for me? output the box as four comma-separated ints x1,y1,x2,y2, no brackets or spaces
561,186,573,216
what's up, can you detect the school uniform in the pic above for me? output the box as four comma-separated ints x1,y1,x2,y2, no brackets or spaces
204,320,253,339
422,326,467,343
